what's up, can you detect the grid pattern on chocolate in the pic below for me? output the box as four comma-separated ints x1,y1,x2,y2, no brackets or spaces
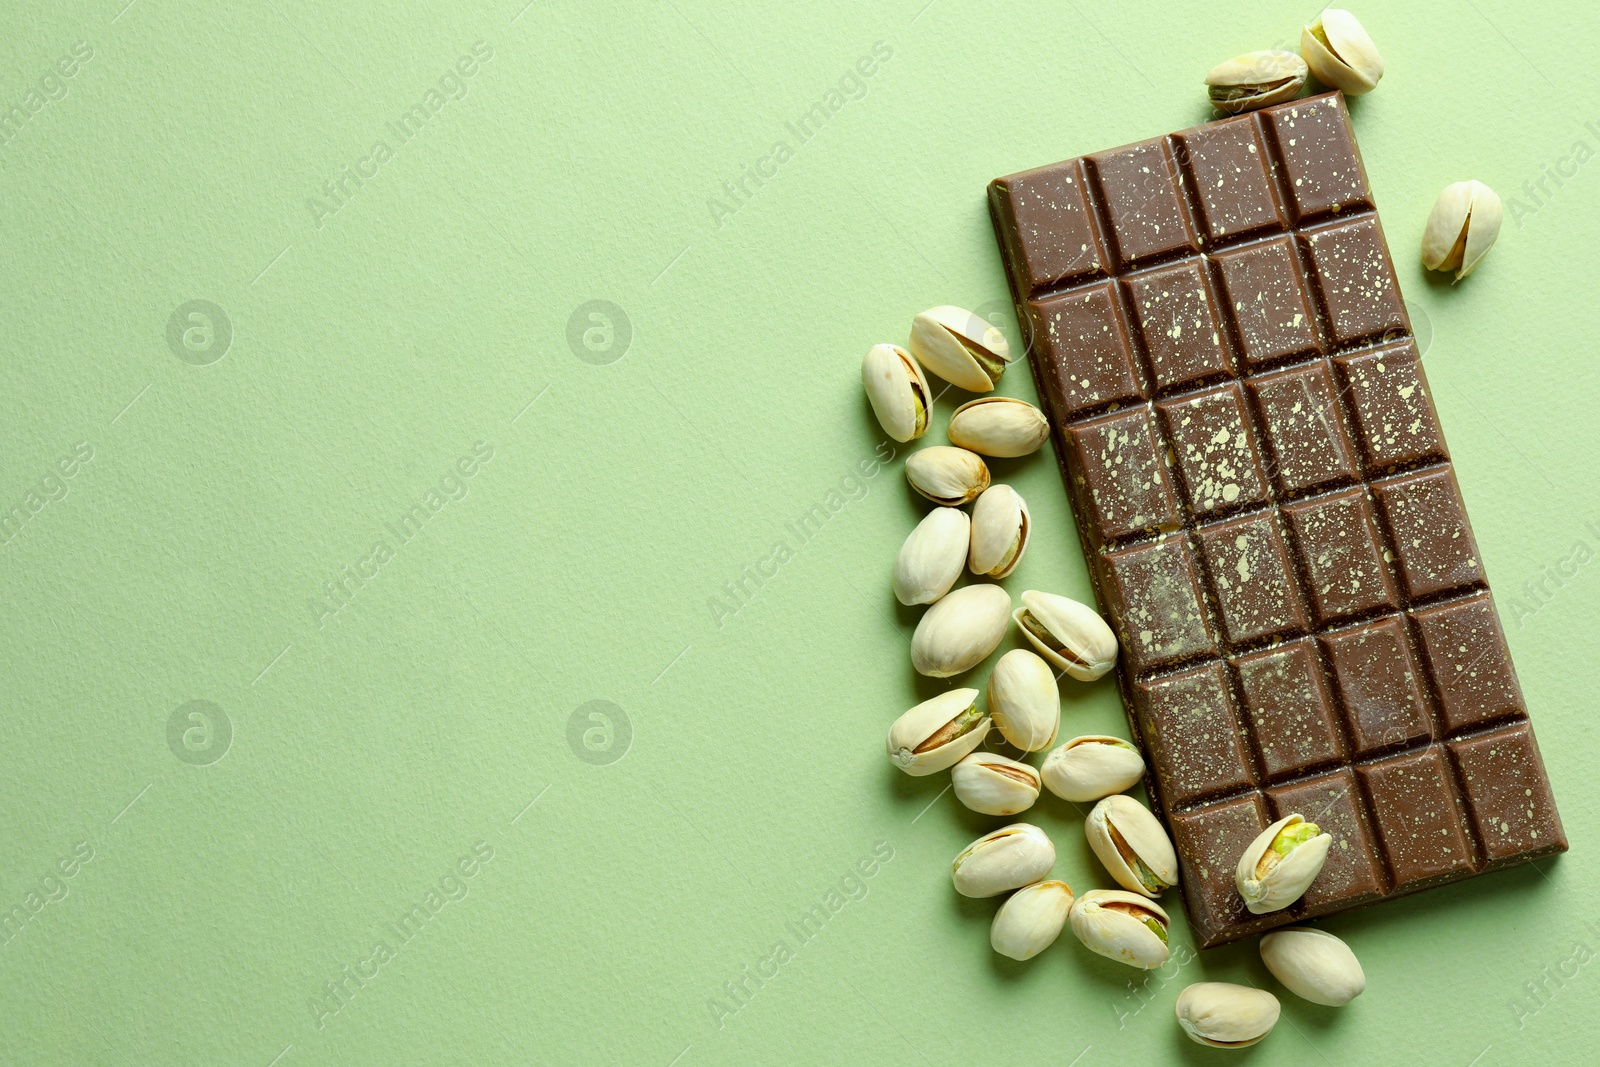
989,93,1565,948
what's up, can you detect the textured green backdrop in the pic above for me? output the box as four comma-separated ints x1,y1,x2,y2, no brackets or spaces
2,1,1597,1064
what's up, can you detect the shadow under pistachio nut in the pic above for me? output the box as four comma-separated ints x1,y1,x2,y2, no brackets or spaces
1086,794,1179,898
1259,927,1365,1007
1041,735,1145,803
1012,590,1118,681
893,507,970,606
991,880,1074,961
908,306,1011,393
946,397,1049,458
1175,983,1280,1049
886,688,988,776
910,583,1011,678
1068,889,1170,969
1205,49,1307,114
1235,813,1332,914
968,484,1030,579
905,445,990,506
950,823,1055,898
1301,9,1383,95
952,751,1041,816
1421,180,1502,281
986,648,1060,753
861,343,931,443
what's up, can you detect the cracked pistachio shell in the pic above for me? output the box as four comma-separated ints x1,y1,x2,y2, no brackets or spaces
947,397,1049,457
1013,590,1118,681
908,306,1011,393
1260,928,1365,1007
1205,50,1308,114
1301,9,1383,95
911,583,1011,678
986,648,1060,752
894,507,970,606
1086,794,1179,898
1236,813,1333,914
969,484,1030,579
1069,889,1170,969
950,823,1055,898
1041,735,1146,803
991,880,1074,961
1175,983,1280,1049
862,343,932,443
1421,180,1502,281
952,752,1041,816
906,446,991,506
886,688,988,776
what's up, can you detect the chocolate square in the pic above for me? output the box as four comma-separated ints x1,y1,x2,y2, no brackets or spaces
1412,592,1524,732
1133,662,1255,810
988,157,1108,295
1087,138,1199,268
1027,283,1145,420
1301,217,1406,345
1173,113,1285,242
1168,792,1279,948
1063,406,1182,544
1335,342,1448,473
1197,511,1308,646
1098,537,1217,676
1123,259,1231,392
1449,723,1567,867
1247,360,1361,495
1232,640,1344,781
1266,769,1387,914
1157,383,1272,519
1358,747,1476,889
1319,616,1432,757
1263,94,1371,221
1372,467,1484,600
1213,235,1321,367
1282,487,1399,624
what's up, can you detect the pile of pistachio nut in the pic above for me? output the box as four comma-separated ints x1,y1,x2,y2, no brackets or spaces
865,306,1365,1049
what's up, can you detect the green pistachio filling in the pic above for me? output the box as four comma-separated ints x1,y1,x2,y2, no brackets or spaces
915,704,983,753
1273,822,1321,856
1142,916,1169,945
956,334,1008,383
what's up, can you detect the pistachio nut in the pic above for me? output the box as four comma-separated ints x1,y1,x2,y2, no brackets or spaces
1068,889,1170,969
886,688,989,776
1421,180,1502,281
1301,9,1383,95
908,306,1011,393
910,583,1011,678
861,343,932,443
1040,735,1146,803
952,751,1041,816
1175,983,1280,1049
991,880,1074,961
951,822,1055,898
1235,813,1333,914
1012,590,1118,681
1259,927,1365,1007
1205,50,1308,114
968,484,1030,579
986,648,1060,752
947,397,1049,458
1086,794,1179,898
894,507,970,606
905,445,991,506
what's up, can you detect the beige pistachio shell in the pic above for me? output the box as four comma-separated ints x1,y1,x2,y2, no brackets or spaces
1236,813,1333,914
908,306,1011,393
1421,180,1502,281
1068,889,1170,969
893,507,970,606
947,397,1049,457
991,880,1074,961
885,688,988,776
952,752,1041,816
1205,49,1307,114
910,583,1011,678
1041,735,1146,803
968,484,1030,578
861,343,931,443
1086,794,1179,897
986,648,1060,752
1302,9,1383,95
906,446,990,506
1260,927,1365,1007
1013,590,1118,681
950,823,1055,898
1175,983,1280,1048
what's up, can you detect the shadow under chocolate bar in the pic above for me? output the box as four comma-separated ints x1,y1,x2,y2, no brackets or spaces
987,92,1565,949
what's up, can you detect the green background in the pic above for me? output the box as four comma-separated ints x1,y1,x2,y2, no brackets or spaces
3,1,1597,1063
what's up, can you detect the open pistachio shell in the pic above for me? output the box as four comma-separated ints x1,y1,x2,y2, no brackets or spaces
991,880,1074,961
1175,983,1280,1048
1301,9,1383,95
861,343,931,442
1259,927,1365,1007
952,752,1041,816
906,446,990,506
1086,794,1179,897
1421,180,1502,281
885,688,988,776
908,306,1011,393
969,484,1030,578
1013,590,1117,681
1205,49,1307,114
1235,813,1333,914
910,583,1011,678
893,507,970,606
986,648,1060,752
950,823,1055,898
947,397,1048,457
1040,735,1145,803
1068,889,1170,969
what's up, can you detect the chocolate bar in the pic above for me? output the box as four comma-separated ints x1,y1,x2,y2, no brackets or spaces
988,92,1565,948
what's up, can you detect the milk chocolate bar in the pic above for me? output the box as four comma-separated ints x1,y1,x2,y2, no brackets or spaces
988,93,1565,947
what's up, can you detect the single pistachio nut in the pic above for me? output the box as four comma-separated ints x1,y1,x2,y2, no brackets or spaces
1301,9,1383,95
1259,927,1365,1007
909,306,1011,393
952,752,1041,816
1421,180,1502,281
894,507,970,606
947,397,1049,457
951,822,1055,898
1041,735,1146,803
906,446,991,506
886,688,989,776
1205,50,1308,114
1086,794,1179,898
1236,813,1333,914
968,484,1031,578
986,648,1060,752
1175,983,1280,1049
1013,590,1118,681
991,880,1074,961
911,583,1011,678
1068,889,1170,969
861,343,932,443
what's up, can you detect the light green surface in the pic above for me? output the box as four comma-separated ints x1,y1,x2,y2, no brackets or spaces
3,1,1598,1064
